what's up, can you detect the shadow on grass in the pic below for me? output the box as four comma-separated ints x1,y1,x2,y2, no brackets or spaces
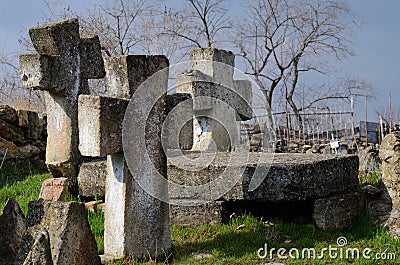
0,159,48,188
171,214,379,263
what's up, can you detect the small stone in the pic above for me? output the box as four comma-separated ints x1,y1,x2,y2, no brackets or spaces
190,251,213,260
39,178,70,201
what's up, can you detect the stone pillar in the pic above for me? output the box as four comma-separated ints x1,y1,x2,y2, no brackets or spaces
78,55,171,260
176,48,253,151
19,18,105,192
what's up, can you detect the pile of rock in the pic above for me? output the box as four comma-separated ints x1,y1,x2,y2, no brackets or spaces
0,105,46,161
0,199,100,265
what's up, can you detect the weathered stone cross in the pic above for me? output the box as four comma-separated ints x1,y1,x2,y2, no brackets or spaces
176,48,253,151
19,18,105,191
78,55,171,260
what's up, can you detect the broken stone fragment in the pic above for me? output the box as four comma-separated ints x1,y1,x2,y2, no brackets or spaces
38,178,70,201
15,200,101,265
0,199,26,265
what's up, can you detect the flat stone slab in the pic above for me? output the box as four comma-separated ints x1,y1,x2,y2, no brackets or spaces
167,152,359,202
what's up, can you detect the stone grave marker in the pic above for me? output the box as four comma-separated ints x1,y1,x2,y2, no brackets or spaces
78,55,171,260
19,18,105,192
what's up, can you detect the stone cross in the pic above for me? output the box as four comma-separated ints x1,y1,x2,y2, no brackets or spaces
176,48,253,151
78,55,171,260
19,18,105,191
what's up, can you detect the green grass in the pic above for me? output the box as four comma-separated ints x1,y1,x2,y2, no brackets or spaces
0,159,50,214
359,171,383,189
1,163,399,265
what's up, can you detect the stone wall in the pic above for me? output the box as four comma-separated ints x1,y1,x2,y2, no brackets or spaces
0,105,46,161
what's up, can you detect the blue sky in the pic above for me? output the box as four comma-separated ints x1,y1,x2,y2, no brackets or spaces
0,0,399,123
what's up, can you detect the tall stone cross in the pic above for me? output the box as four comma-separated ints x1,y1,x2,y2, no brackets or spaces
78,55,171,260
176,48,253,151
19,18,105,191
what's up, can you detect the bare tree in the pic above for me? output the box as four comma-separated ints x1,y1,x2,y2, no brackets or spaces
234,0,371,128
163,0,232,49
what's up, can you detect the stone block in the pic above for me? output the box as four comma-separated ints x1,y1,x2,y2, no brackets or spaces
233,80,253,120
104,55,169,99
79,34,106,79
39,178,70,201
18,110,43,140
0,119,25,145
169,200,229,227
78,95,129,157
0,137,19,159
190,48,235,86
15,200,101,265
19,54,58,91
313,192,363,230
164,93,193,150
0,105,18,124
0,200,26,265
28,18,80,56
168,153,360,202
78,160,107,197
17,144,42,158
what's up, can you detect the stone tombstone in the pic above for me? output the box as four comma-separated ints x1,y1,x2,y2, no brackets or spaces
176,48,253,151
78,55,171,260
19,18,105,192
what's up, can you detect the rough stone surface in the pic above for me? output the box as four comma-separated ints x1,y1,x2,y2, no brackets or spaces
22,229,53,265
0,119,25,145
313,192,363,230
78,95,128,157
0,104,18,123
15,200,101,265
18,144,42,158
0,136,19,158
168,152,359,202
163,93,193,150
17,110,44,141
169,200,228,227
0,200,26,265
104,55,169,99
378,132,400,235
365,188,392,227
38,178,70,201
77,159,107,197
359,146,381,174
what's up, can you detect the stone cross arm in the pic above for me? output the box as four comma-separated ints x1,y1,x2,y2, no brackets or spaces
78,95,129,157
19,18,105,94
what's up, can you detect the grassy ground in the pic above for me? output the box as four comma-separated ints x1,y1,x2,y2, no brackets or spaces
1,161,399,264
